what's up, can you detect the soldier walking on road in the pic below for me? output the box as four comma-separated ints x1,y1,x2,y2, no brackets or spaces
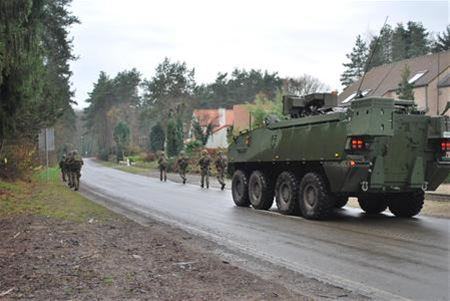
158,151,168,182
59,154,67,182
215,150,228,190
198,149,211,188
176,150,189,184
68,150,84,191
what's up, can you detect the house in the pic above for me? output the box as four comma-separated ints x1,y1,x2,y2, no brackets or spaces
338,51,450,115
191,105,251,149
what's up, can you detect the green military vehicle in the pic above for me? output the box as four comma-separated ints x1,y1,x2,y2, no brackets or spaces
228,93,450,219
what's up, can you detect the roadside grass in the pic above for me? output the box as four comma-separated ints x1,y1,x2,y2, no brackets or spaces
0,167,116,223
96,160,155,175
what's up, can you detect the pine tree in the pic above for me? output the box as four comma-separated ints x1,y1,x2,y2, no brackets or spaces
340,35,368,88
396,65,415,100
166,119,177,157
368,25,393,68
391,23,408,62
432,25,450,52
113,121,130,161
406,21,430,58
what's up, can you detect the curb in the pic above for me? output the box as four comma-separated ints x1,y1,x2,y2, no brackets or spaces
425,193,450,202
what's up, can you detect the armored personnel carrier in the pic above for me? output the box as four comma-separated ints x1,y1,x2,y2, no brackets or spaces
228,93,450,219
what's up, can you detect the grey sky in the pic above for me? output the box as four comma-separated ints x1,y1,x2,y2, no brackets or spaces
69,0,449,109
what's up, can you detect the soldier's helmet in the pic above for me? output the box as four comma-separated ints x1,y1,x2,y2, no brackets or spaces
161,151,165,155
201,149,208,155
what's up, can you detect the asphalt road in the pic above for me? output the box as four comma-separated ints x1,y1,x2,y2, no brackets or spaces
81,159,449,300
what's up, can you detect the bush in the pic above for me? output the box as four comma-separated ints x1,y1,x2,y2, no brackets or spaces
143,152,157,162
98,149,110,161
185,140,202,155
0,141,37,180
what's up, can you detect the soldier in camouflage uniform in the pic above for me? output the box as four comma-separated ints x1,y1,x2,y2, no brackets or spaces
214,150,228,190
158,151,168,182
176,150,189,184
59,154,67,182
198,149,211,188
65,151,74,188
68,150,84,191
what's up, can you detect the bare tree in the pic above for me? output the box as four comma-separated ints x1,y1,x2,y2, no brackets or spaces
283,75,329,96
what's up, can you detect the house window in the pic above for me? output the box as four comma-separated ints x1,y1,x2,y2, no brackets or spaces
408,71,427,84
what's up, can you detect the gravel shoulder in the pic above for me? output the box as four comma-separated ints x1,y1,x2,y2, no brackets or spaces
0,168,306,300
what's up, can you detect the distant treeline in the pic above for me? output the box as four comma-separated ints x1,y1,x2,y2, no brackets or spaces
82,58,329,159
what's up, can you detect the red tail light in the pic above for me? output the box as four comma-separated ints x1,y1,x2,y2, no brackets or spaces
440,139,450,151
351,137,366,150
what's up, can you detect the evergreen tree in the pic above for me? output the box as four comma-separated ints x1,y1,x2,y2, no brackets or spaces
396,65,415,100
149,123,165,152
340,35,368,88
113,121,130,161
0,0,79,142
176,117,184,152
406,21,430,58
391,23,408,62
432,25,450,52
368,25,393,68
166,118,182,157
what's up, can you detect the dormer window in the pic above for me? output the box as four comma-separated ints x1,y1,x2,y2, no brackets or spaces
408,71,427,84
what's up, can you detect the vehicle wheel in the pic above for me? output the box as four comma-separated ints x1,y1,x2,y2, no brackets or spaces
388,191,424,217
299,172,334,219
334,196,348,208
275,171,300,215
358,195,388,214
249,170,274,210
231,170,250,207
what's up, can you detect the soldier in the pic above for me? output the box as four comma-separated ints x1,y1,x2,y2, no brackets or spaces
198,149,211,188
158,151,168,182
214,150,228,190
176,150,189,184
59,154,67,182
69,150,84,191
65,151,74,188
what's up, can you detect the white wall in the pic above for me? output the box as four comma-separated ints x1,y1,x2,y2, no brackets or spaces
205,127,228,148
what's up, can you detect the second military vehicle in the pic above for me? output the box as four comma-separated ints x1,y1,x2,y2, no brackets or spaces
227,93,450,219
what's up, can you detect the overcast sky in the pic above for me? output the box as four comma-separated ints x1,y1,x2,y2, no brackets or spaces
69,0,449,109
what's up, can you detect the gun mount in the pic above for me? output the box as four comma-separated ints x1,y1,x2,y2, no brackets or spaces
282,93,338,118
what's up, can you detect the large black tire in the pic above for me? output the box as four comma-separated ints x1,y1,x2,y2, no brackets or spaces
275,171,300,215
334,196,348,208
298,172,334,220
231,170,250,207
358,195,388,214
388,191,424,217
248,170,274,210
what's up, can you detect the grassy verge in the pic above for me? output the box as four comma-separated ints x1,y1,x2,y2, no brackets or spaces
96,160,155,175
0,167,115,223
